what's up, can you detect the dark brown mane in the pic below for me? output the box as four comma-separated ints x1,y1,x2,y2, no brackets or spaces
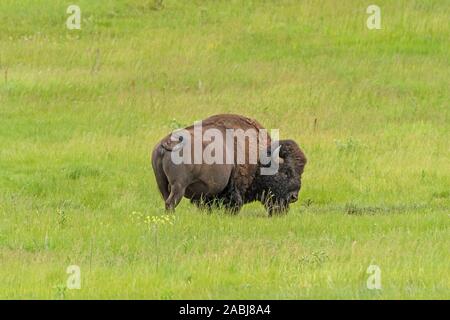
279,139,307,175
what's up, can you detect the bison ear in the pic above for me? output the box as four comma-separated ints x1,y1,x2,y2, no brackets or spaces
271,145,284,164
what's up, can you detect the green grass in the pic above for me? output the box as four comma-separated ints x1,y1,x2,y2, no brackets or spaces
0,0,449,299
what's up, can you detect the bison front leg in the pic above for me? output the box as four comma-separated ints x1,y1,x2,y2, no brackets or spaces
165,183,186,212
223,191,243,214
224,202,242,214
264,201,289,216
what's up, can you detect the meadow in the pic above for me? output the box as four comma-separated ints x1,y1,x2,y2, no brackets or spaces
0,0,448,299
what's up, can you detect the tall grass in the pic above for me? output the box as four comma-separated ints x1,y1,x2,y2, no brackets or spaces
0,0,448,299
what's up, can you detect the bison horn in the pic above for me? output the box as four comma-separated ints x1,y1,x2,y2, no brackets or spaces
271,145,284,164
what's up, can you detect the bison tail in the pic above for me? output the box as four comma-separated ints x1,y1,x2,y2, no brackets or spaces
151,145,170,200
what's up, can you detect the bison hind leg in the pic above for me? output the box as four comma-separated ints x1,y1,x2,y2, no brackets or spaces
165,183,186,212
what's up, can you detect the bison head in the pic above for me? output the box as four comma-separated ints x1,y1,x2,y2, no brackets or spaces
257,139,307,214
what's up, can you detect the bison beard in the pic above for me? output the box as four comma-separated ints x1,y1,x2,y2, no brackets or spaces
151,114,306,215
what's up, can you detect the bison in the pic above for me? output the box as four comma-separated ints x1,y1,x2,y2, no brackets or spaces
151,114,306,215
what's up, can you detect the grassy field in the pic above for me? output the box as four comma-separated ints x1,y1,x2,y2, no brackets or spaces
0,0,449,299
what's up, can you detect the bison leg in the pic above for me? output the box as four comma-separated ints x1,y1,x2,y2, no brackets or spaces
224,202,242,214
264,201,289,216
165,183,186,212
223,190,243,214
190,197,214,211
